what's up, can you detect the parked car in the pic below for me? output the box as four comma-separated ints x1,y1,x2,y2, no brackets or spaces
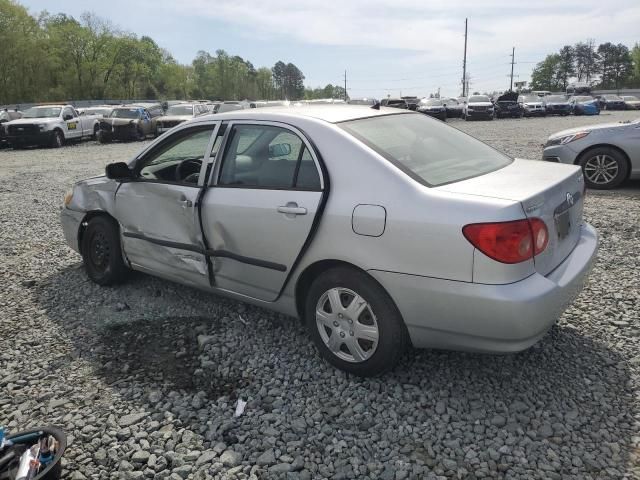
60,106,597,376
621,95,640,110
155,103,209,136
98,105,162,143
347,98,379,106
543,95,572,116
494,100,523,118
6,104,100,148
518,95,546,117
0,109,22,147
543,118,640,189
80,106,113,118
401,96,420,111
600,94,626,110
442,98,463,118
462,95,494,120
217,101,246,113
416,98,447,121
569,96,600,116
380,98,409,109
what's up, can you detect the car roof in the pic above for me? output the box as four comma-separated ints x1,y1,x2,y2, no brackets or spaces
197,105,405,124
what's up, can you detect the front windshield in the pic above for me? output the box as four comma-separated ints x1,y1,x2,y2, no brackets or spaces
445,98,459,105
420,99,443,106
522,95,540,102
110,108,141,119
468,95,490,103
340,113,511,187
167,105,194,116
604,95,622,100
86,108,111,116
623,96,639,101
23,107,61,119
546,95,567,103
573,96,593,102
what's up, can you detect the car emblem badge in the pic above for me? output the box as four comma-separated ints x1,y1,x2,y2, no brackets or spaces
566,192,574,206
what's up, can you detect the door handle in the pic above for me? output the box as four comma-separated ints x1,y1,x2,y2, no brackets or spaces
179,198,193,208
277,203,307,216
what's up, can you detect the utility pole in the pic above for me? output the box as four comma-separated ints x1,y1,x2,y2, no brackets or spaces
461,18,468,97
509,47,515,91
343,70,347,101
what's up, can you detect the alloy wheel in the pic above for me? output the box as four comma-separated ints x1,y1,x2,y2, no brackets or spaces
584,154,619,185
315,287,379,363
89,230,110,271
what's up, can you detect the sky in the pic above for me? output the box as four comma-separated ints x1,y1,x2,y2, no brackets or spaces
21,0,640,99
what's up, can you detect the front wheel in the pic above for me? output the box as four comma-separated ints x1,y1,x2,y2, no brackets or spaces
81,216,129,285
578,147,629,190
305,267,408,376
51,130,64,148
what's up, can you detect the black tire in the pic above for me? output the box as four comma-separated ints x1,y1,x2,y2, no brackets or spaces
578,147,629,190
137,128,145,141
81,216,128,285
97,130,110,144
92,123,99,140
305,267,408,376
51,130,64,148
464,114,469,121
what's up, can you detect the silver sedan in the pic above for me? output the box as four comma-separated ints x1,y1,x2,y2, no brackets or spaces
543,118,640,189
61,106,598,376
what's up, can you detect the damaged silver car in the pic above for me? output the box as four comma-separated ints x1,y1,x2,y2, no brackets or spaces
61,106,598,376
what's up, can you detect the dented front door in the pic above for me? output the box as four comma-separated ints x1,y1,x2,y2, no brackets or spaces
114,125,218,289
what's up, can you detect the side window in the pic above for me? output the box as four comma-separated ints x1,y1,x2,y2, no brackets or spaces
218,125,318,189
138,128,214,185
63,107,75,119
296,147,321,189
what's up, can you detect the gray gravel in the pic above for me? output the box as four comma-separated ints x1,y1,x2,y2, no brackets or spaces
1,111,639,479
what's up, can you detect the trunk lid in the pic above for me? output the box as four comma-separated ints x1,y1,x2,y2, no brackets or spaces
437,158,584,276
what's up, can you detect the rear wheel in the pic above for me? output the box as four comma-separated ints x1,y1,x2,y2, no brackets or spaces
92,124,99,140
305,267,408,376
578,147,628,190
81,216,129,285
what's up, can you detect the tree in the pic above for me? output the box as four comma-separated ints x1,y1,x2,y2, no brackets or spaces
631,43,640,86
574,40,599,83
597,42,632,90
555,45,575,90
530,54,562,91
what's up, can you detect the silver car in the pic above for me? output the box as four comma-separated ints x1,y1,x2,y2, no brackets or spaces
61,106,598,376
543,118,640,189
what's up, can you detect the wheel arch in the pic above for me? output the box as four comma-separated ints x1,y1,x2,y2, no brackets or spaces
575,144,632,180
294,259,401,326
77,210,119,255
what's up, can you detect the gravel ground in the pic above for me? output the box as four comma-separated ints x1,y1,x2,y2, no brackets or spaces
0,111,638,480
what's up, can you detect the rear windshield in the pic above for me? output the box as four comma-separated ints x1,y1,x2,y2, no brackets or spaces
339,113,512,187
545,95,567,102
468,95,490,103
167,105,194,116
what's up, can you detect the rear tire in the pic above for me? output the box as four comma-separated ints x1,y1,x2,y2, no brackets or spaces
81,216,129,285
578,147,629,190
305,267,408,376
92,124,99,140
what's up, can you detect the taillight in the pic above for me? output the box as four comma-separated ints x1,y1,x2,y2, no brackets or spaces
463,218,548,264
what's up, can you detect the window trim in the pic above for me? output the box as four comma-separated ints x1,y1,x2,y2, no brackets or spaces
208,120,325,192
130,123,221,188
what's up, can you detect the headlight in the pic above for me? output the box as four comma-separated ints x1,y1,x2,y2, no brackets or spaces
546,131,590,146
63,188,73,206
38,124,47,131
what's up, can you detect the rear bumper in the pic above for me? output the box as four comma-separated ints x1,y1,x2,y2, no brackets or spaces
466,110,493,119
60,207,85,253
370,223,598,353
523,109,546,117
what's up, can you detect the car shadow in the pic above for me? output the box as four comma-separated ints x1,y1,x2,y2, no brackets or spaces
33,263,636,476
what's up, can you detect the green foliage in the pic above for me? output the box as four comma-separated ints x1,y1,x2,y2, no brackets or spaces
0,0,302,104
531,39,638,91
304,84,348,100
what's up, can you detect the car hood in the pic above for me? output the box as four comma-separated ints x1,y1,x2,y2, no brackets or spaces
419,105,445,110
548,122,626,139
468,102,493,107
101,118,139,126
158,115,192,122
523,101,544,107
545,102,570,106
7,117,58,125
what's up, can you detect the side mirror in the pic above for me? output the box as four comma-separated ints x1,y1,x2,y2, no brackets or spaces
64,114,74,121
105,162,134,180
269,143,292,157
